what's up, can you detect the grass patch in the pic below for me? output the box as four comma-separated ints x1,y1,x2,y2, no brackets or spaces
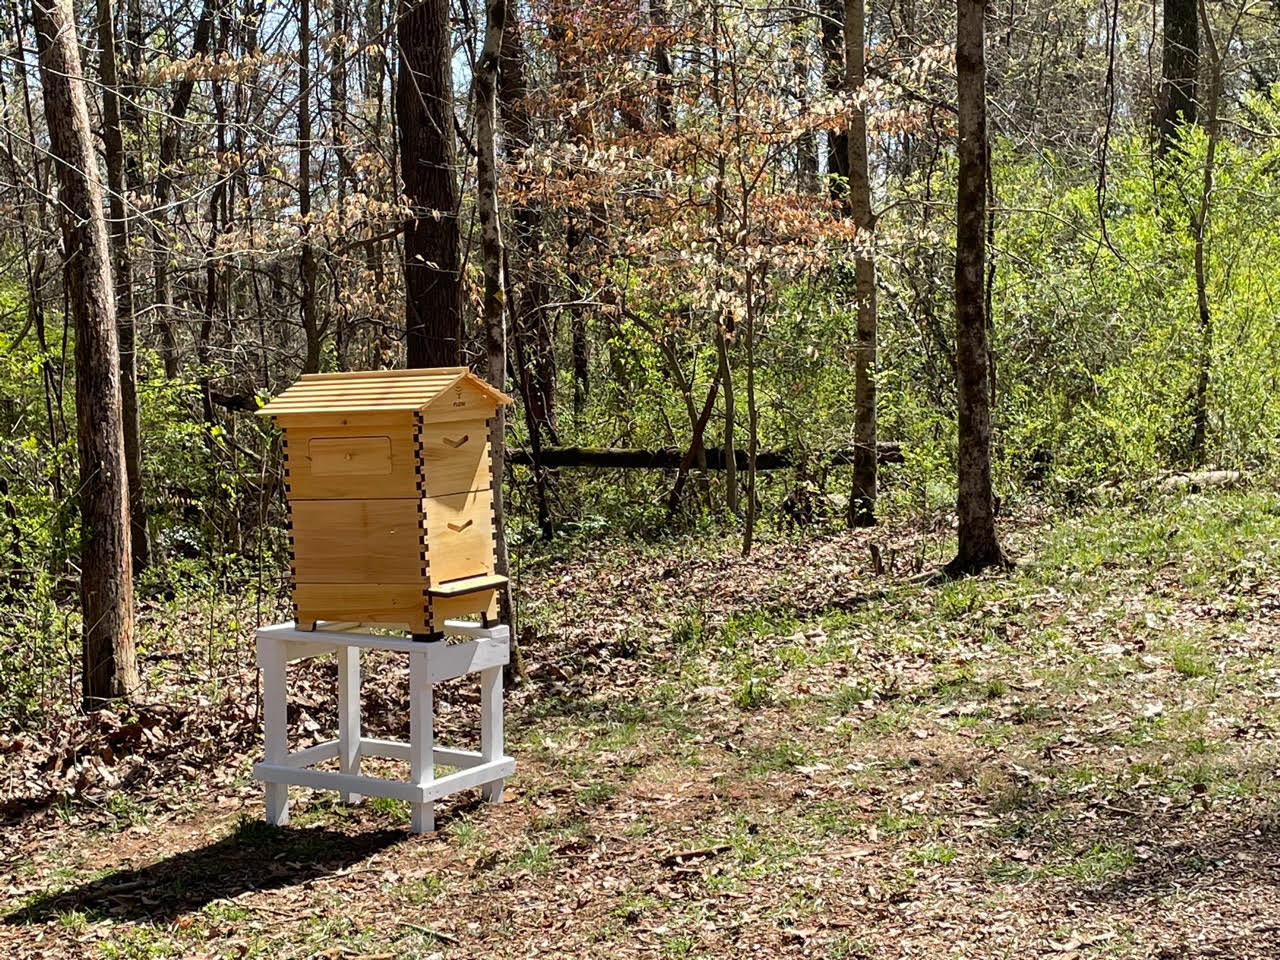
1170,638,1214,678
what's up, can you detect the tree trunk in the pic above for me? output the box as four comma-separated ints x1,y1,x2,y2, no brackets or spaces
473,0,513,624
845,0,877,527
651,0,674,132
330,0,351,369
820,0,848,201
551,22,593,420
96,0,151,571
398,0,462,367
499,16,558,538
946,0,1006,576
716,324,738,514
1189,0,1230,465
363,0,388,316
299,0,322,373
365,0,384,106
794,33,818,193
152,0,216,379
741,268,760,556
567,217,590,419
1157,0,1198,155
32,0,138,707
710,21,735,514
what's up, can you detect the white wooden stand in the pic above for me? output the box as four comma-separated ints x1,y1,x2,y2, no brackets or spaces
254,619,514,834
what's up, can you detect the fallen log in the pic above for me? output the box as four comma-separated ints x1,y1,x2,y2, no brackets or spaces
1090,468,1246,502
1156,469,1244,493
507,443,902,470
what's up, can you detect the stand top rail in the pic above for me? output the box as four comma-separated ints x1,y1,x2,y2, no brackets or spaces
258,619,509,653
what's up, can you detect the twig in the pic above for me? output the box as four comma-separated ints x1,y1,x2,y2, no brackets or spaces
659,843,731,865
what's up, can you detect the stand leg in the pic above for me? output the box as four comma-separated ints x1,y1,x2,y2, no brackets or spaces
337,644,362,803
260,634,290,826
479,661,505,803
409,650,434,833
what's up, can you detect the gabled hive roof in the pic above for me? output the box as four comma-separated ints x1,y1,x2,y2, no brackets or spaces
256,367,513,418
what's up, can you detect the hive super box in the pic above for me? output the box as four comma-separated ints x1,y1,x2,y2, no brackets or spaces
257,367,514,635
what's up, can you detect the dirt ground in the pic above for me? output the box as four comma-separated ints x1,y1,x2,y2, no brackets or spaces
3,491,1280,959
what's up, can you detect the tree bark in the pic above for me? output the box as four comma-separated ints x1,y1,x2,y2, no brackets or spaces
473,0,513,627
715,324,738,513
820,0,849,201
946,0,1006,576
741,268,760,556
1157,0,1198,155
499,16,557,538
651,0,674,132
398,0,463,367
32,0,138,707
96,0,151,571
299,0,322,373
152,0,216,379
1188,0,1235,464
794,33,818,193
845,0,877,527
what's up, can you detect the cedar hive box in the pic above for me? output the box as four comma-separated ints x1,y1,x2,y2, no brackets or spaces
258,367,514,635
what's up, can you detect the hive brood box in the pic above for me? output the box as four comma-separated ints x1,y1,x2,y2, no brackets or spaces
258,367,514,635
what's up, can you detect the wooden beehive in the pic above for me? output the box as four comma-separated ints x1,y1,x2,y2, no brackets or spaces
258,367,514,636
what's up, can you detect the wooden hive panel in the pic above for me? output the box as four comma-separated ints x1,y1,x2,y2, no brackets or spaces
418,379,508,423
293,583,429,633
422,488,496,585
291,499,426,583
284,422,419,500
417,414,491,499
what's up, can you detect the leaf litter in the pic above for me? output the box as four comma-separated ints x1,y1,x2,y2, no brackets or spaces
2,493,1280,958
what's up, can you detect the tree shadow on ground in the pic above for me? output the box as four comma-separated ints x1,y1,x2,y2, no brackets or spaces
4,820,404,925
1077,811,1280,904
1021,808,1280,957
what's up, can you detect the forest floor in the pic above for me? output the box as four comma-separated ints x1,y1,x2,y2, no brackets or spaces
4,489,1280,959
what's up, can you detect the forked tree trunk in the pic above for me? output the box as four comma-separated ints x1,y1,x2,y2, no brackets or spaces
398,0,463,367
32,0,138,707
845,0,877,527
96,0,151,571
946,0,1006,576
